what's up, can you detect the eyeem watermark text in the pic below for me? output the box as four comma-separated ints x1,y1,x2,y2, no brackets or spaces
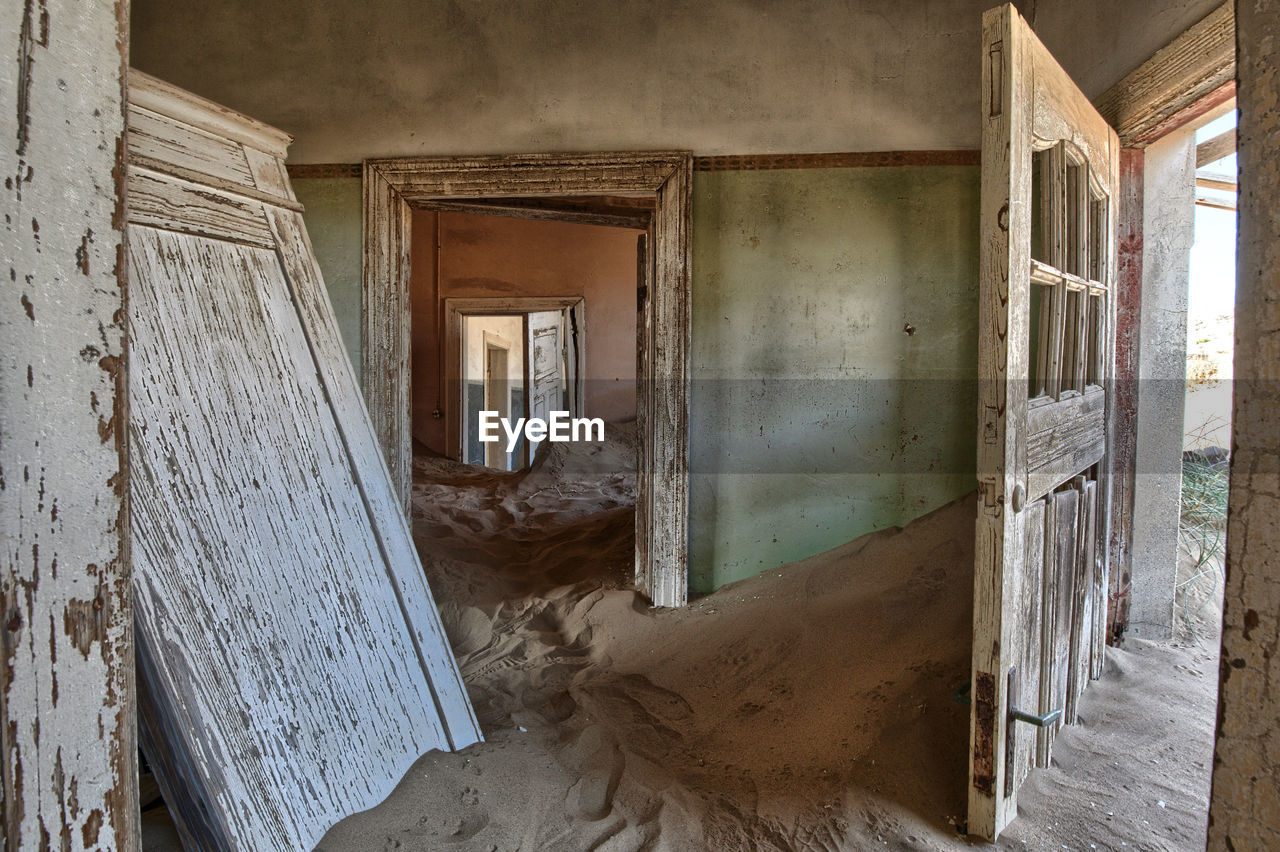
479,411,605,453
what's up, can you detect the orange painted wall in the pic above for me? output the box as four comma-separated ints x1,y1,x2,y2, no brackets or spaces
410,209,641,456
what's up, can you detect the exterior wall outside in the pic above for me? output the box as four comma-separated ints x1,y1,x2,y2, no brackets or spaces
1208,0,1280,845
130,0,1222,163
1128,129,1196,640
1183,202,1235,452
409,210,640,456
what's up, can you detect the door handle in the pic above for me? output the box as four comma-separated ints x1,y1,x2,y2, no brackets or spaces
1011,482,1025,513
1005,666,1060,728
1010,705,1062,728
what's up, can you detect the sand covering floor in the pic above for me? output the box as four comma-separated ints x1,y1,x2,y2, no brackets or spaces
308,429,1220,852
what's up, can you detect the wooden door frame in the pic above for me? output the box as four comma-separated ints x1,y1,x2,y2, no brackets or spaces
446,296,585,468
1092,1,1235,640
363,152,692,607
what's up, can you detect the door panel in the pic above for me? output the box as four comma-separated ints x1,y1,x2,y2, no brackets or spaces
485,343,511,469
970,4,1119,839
1009,497,1046,793
1039,486,1078,764
1067,478,1099,723
525,309,565,463
127,71,480,851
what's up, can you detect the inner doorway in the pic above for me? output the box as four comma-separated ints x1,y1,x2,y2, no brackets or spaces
479,319,516,469
451,298,587,472
398,208,645,625
410,206,638,467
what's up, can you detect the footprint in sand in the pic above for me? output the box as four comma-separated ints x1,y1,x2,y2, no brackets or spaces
395,797,491,846
563,727,625,821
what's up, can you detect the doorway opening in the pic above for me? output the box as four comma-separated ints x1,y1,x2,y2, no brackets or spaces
409,205,639,472
444,294,590,473
1174,107,1236,641
401,209,643,613
473,316,520,470
363,153,692,607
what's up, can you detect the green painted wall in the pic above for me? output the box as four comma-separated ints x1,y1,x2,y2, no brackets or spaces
293,178,364,381
687,167,979,592
294,167,980,595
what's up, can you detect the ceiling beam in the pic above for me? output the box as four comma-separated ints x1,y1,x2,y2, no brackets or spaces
1094,3,1235,147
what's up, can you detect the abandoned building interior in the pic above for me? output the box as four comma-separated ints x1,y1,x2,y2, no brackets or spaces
2,0,1278,850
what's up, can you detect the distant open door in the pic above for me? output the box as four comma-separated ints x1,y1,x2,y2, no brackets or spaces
524,309,566,462
970,4,1119,840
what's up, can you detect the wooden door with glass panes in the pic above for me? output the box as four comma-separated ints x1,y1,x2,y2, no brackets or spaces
969,3,1119,840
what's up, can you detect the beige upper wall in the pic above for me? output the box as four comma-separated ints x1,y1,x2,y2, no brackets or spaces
129,0,1221,162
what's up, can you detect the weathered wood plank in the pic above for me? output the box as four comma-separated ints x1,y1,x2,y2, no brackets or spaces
0,1,139,848
1108,148,1144,641
644,159,692,608
1066,478,1096,723
362,163,414,507
971,4,1119,839
971,5,1030,838
1094,126,1120,663
243,146,297,204
128,103,256,190
1091,486,1109,679
127,166,275,248
1036,496,1057,770
634,231,652,600
1093,3,1234,147
1027,389,1106,474
1196,128,1236,168
130,229,448,850
1011,498,1045,790
1042,487,1079,760
268,208,480,744
129,68,292,158
368,152,686,200
415,199,650,231
1028,438,1105,504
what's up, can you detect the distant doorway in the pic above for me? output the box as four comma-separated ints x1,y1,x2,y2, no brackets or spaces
451,299,586,471
481,325,514,469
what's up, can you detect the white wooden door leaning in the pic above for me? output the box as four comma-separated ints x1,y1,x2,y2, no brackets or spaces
969,3,1119,840
127,71,481,851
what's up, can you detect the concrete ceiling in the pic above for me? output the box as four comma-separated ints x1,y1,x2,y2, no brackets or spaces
130,0,1225,163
